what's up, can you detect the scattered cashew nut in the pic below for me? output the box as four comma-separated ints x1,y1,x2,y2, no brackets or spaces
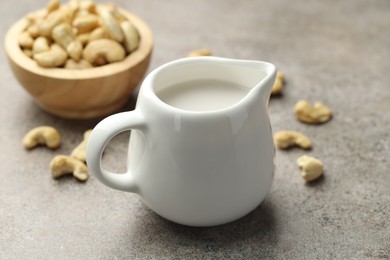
271,71,285,96
297,155,324,182
23,126,61,150
273,130,312,150
71,129,92,162
294,100,332,124
187,48,212,57
50,155,88,181
82,38,125,65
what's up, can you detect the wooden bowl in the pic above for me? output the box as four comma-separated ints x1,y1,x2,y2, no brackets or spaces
5,9,153,119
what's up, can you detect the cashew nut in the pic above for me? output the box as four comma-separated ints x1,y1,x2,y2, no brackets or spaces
100,3,117,13
47,0,60,14
273,130,312,150
66,40,83,61
101,3,127,22
76,33,90,46
70,129,92,162
76,9,91,18
33,43,68,67
32,36,50,54
26,11,45,24
79,0,97,13
64,59,92,69
72,14,99,34
59,3,77,22
52,22,74,49
121,20,139,53
23,126,61,150
18,31,34,49
294,100,332,124
68,0,81,10
23,49,33,58
82,38,125,65
38,9,65,37
297,155,324,182
271,71,285,96
27,24,40,39
50,155,88,181
89,27,109,43
61,2,79,22
187,48,213,57
98,6,124,42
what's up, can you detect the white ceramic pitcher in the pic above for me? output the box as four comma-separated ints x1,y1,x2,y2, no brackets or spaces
86,57,276,227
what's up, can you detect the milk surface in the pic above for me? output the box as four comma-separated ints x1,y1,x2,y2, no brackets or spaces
157,79,249,111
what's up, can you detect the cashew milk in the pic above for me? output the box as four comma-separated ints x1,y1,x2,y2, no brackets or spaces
157,79,249,111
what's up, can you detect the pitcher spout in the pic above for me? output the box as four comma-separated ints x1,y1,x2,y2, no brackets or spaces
234,59,277,106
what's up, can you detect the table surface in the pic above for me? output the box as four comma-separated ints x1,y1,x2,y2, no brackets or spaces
1,0,389,259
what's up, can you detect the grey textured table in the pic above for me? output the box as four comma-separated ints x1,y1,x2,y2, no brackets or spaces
1,0,389,259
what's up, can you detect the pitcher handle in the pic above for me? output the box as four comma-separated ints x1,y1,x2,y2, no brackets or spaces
86,110,145,192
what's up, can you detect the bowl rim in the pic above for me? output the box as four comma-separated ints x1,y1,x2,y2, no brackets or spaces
5,8,153,80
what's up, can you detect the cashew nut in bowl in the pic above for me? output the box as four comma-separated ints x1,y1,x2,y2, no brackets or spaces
52,22,74,49
82,38,125,65
32,36,50,54
47,0,60,14
33,44,68,67
71,129,92,162
27,24,40,39
72,14,100,34
294,100,332,124
18,31,34,49
64,59,92,69
23,49,33,58
66,40,83,61
101,3,127,22
37,9,65,37
50,155,88,181
121,21,139,53
88,27,109,42
79,0,97,13
26,11,45,25
97,6,124,42
297,155,324,182
23,126,61,150
76,33,90,46
273,130,312,150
